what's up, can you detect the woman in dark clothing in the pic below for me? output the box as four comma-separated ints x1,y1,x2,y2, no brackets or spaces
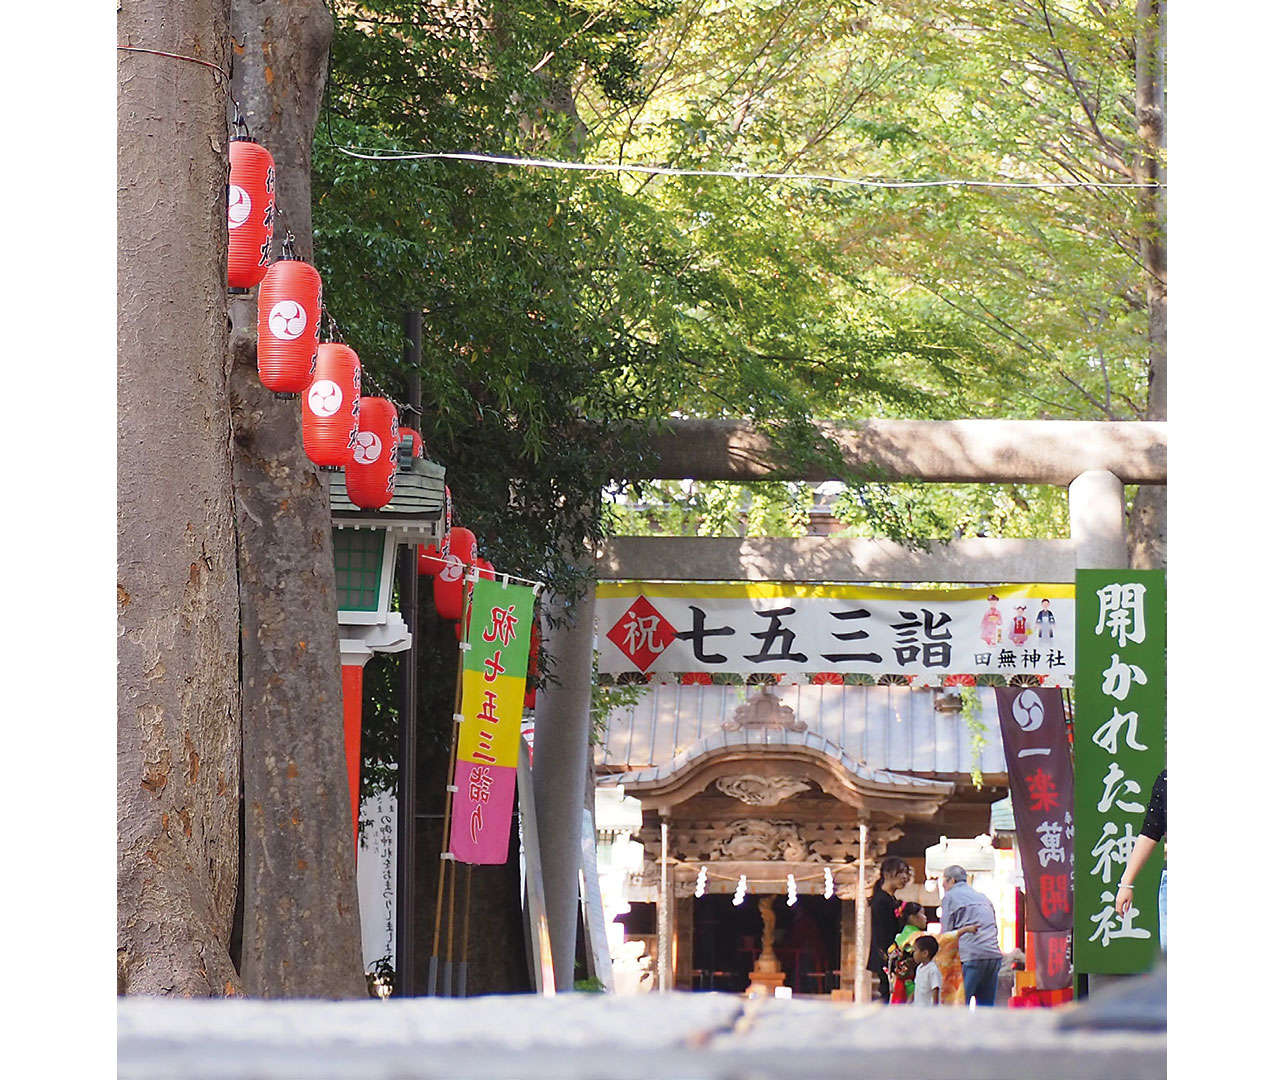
1115,769,1166,950
867,856,911,1001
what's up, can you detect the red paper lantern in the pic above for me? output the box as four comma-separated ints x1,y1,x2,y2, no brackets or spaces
257,257,322,395
454,557,496,639
444,525,477,564
227,138,275,290
344,396,399,509
431,526,477,621
417,542,441,576
303,343,361,467
399,426,423,460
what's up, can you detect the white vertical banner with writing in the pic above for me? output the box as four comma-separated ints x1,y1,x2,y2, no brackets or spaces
356,787,398,973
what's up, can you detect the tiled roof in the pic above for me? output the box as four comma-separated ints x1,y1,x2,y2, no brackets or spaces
596,683,1007,779
604,724,953,795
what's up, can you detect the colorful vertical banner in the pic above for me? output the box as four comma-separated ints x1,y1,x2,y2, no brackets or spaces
449,576,536,864
993,686,1075,991
1073,570,1165,974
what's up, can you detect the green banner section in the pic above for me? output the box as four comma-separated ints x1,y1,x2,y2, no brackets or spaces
463,576,537,679
1073,569,1165,974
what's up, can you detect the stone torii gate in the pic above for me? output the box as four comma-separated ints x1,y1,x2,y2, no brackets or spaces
532,418,1166,991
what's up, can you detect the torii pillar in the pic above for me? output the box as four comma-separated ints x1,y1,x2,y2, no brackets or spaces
532,576,597,991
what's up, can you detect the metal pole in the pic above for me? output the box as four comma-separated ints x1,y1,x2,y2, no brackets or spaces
856,822,868,1004
395,309,423,997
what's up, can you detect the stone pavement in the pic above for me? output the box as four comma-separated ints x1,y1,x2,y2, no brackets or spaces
119,991,1165,1080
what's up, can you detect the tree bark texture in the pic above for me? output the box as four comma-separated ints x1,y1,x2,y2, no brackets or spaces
118,0,243,996
228,0,365,997
231,0,333,258
227,320,366,997
1128,0,1166,569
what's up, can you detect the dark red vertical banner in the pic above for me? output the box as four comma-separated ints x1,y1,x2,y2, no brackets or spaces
994,687,1075,990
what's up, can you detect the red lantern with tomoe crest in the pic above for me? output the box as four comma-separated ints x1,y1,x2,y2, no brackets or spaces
417,542,441,576
431,526,477,621
257,247,322,395
303,343,361,467
344,396,399,509
227,136,275,290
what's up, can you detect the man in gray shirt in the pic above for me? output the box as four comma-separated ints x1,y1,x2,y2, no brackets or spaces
938,864,1003,1006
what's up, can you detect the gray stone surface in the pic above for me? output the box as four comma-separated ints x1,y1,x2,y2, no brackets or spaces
1058,963,1166,1032
119,993,1164,1080
597,536,1079,584
642,418,1167,485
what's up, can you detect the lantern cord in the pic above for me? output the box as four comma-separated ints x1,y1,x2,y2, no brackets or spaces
319,307,416,416
231,100,250,141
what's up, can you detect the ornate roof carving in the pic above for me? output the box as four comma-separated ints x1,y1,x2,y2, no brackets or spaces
714,774,812,806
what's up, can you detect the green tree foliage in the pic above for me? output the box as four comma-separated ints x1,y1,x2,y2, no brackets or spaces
317,0,998,582
318,0,1157,557
578,0,1159,540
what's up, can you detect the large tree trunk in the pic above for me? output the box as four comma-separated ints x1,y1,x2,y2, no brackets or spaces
1128,0,1166,569
117,0,243,996
228,0,366,997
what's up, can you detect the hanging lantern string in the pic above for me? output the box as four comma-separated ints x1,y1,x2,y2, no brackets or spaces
320,306,414,415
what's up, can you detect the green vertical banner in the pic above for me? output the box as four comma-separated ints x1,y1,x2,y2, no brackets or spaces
449,576,537,864
1073,570,1165,974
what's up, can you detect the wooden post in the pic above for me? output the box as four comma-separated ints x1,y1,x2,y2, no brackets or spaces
855,822,869,1004
395,309,422,996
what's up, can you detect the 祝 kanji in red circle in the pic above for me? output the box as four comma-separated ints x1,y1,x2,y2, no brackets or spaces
606,595,677,672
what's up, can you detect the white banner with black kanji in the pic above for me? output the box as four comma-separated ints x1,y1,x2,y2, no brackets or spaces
595,582,1074,684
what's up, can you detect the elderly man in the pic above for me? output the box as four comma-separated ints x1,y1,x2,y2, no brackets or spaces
938,864,1003,1006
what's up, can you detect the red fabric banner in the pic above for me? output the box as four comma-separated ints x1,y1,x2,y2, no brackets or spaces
993,686,1075,935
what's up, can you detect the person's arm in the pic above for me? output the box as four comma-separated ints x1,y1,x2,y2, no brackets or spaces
1114,835,1159,914
931,985,940,1005
957,922,980,935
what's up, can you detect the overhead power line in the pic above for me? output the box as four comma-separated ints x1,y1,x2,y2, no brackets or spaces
333,146,1164,191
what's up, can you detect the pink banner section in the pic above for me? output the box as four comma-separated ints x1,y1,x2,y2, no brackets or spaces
448,759,516,865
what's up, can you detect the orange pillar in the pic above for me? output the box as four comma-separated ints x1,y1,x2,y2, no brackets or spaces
341,661,366,854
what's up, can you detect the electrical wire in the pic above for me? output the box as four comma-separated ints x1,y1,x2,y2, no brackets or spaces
117,45,230,80
120,45,1163,192
119,45,247,130
332,145,1164,191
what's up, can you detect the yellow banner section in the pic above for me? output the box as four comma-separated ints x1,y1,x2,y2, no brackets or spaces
594,581,1075,602
457,668,526,769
